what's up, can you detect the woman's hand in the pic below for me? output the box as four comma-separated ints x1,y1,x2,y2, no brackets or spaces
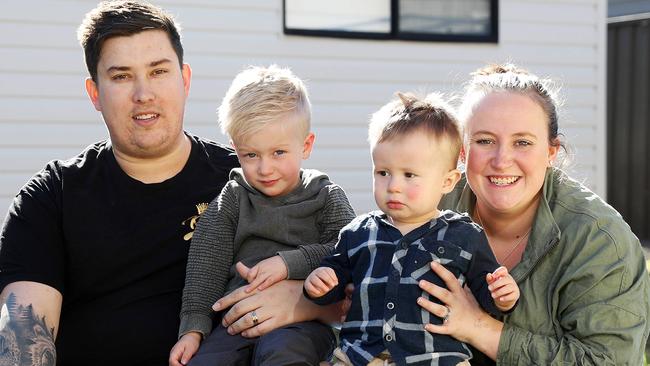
417,261,503,359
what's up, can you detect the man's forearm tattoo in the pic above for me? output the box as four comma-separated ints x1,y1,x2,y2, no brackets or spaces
0,293,55,366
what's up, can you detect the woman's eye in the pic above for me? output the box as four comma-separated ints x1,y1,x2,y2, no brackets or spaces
515,140,532,147
475,139,493,145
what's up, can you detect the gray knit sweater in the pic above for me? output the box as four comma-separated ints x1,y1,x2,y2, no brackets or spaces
179,168,356,338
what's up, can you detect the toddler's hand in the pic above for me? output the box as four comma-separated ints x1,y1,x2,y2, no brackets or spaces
169,332,201,366
486,266,519,312
305,267,338,298
238,255,288,293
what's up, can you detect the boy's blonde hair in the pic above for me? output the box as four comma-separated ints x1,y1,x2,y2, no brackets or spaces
368,92,461,169
218,65,311,141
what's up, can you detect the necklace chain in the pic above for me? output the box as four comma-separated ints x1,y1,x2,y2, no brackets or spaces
475,208,532,264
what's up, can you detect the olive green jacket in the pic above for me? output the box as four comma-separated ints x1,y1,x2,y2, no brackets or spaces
440,168,650,365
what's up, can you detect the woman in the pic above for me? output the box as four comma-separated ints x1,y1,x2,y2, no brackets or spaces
419,64,650,365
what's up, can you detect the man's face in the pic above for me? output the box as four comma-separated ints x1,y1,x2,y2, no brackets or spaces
85,30,191,159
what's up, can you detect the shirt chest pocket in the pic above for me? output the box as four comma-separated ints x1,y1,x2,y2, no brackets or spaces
407,239,470,284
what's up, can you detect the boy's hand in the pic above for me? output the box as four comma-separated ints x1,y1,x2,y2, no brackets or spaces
238,256,288,293
305,267,338,298
486,266,519,311
169,332,201,366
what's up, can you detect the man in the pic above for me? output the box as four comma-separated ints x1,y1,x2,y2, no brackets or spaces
0,2,238,365
0,2,348,365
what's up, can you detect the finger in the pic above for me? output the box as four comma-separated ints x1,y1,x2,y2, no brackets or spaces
246,273,267,293
247,265,260,283
304,281,320,297
323,270,339,287
241,316,273,338
169,346,183,366
492,266,508,277
227,307,264,335
235,261,251,279
429,261,462,292
180,347,196,365
486,273,495,284
344,283,354,298
418,278,453,305
257,276,277,291
416,297,449,319
213,285,256,312
424,323,450,335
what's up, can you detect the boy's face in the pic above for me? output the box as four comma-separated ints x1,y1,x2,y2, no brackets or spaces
85,29,191,160
233,113,314,197
372,131,460,228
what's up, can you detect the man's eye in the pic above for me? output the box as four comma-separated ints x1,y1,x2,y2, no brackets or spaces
111,74,128,81
152,69,168,76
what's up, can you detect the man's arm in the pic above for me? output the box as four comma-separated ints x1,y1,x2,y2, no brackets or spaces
0,281,62,366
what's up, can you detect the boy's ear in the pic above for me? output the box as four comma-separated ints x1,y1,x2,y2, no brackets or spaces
302,132,315,159
441,169,462,194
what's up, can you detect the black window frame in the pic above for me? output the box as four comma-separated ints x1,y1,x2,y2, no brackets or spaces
283,0,499,43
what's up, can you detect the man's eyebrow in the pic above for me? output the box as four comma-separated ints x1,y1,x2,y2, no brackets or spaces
150,58,173,67
105,59,173,73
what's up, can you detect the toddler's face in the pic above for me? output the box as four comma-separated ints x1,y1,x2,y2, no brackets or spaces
372,131,459,229
233,114,314,197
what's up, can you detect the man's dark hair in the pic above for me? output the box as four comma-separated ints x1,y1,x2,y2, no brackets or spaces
77,1,183,82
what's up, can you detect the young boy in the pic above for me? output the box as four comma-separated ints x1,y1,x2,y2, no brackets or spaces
170,65,356,366
304,93,519,366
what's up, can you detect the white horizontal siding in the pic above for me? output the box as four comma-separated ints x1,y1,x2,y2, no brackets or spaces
0,0,606,216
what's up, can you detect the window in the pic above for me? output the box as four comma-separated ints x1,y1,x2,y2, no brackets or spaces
283,0,498,43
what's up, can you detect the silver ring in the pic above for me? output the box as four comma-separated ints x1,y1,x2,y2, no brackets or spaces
250,310,259,325
442,307,451,323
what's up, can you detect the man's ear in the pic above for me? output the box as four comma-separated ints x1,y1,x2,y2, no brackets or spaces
441,169,462,194
302,133,315,159
85,77,102,112
181,63,192,96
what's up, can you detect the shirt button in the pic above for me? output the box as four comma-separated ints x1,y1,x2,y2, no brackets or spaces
385,334,393,342
386,302,394,309
437,246,445,254
401,241,409,249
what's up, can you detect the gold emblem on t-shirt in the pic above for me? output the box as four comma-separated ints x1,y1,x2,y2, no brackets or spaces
182,203,210,241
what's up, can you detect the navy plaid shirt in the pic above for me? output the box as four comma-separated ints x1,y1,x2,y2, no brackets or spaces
310,210,502,366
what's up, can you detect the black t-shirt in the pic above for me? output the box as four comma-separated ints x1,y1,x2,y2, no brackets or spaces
0,133,238,366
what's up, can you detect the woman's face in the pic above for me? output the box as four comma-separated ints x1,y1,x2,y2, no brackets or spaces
463,92,559,216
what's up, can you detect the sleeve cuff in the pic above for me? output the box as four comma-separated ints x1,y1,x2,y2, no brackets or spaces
496,322,528,364
178,313,213,340
278,250,310,279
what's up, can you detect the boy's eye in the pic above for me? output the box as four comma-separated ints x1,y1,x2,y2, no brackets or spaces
274,150,286,156
404,172,416,178
475,138,494,145
375,170,389,177
245,153,257,158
